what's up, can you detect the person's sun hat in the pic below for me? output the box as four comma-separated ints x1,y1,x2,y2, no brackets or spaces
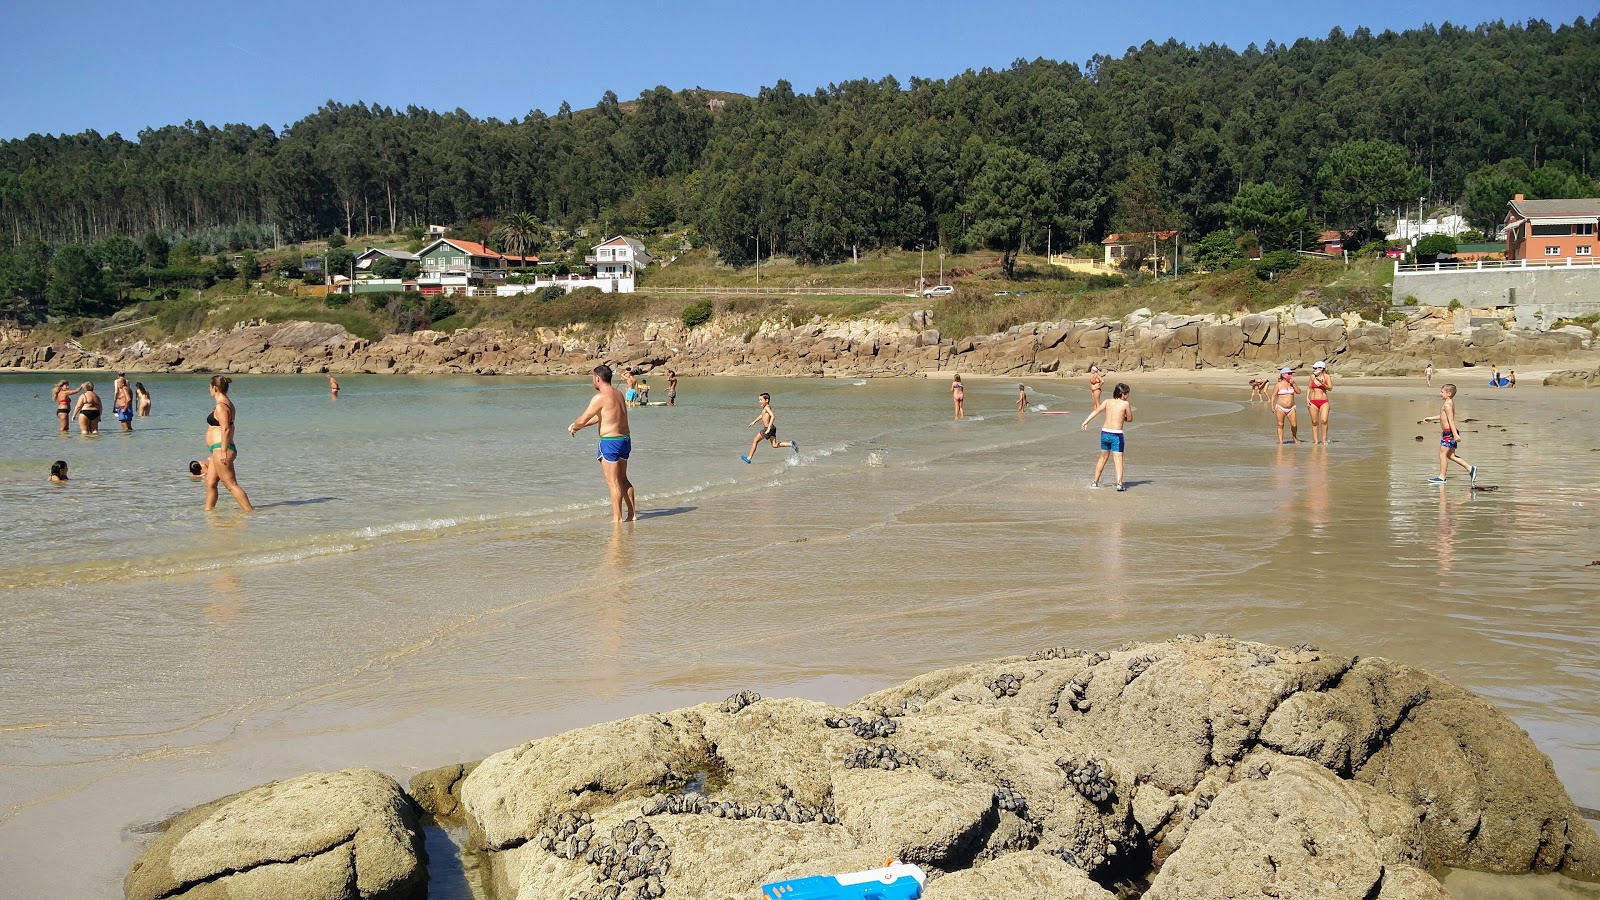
1280,367,1293,374
1312,360,1327,369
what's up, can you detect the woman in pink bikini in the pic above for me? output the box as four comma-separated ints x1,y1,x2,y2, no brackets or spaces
951,373,965,419
1272,367,1300,444
1307,360,1332,444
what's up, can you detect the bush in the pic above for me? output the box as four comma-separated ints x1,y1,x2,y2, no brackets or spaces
405,225,426,241
277,253,304,278
1084,274,1125,290
1448,298,1462,311
324,291,350,308
1404,295,1419,306
425,295,457,322
302,270,325,286
680,299,714,328
1254,250,1302,280
239,250,261,280
327,231,346,249
1415,234,1458,257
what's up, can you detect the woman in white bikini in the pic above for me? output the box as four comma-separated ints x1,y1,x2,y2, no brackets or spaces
1272,368,1300,445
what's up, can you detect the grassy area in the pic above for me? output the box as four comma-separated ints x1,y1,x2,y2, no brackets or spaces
49,252,1397,353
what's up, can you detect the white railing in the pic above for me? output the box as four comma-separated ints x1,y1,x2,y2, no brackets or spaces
1395,257,1600,274
644,286,915,296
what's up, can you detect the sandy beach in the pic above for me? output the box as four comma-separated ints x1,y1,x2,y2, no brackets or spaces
1,372,1596,897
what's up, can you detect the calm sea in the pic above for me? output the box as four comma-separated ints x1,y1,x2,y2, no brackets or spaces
1,371,1596,897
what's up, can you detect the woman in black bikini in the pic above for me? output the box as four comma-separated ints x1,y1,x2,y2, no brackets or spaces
204,375,253,512
53,380,80,432
74,382,102,434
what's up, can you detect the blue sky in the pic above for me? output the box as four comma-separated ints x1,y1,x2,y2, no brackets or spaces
3,0,1594,140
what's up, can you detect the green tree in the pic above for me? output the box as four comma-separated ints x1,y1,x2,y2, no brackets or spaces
93,235,145,301
963,146,1053,279
370,255,404,279
401,261,422,281
239,249,261,280
325,248,355,281
46,244,106,317
0,241,51,322
1527,162,1596,200
1226,182,1315,251
327,231,347,249
141,232,170,269
492,211,545,261
277,253,304,278
210,254,237,280
1463,160,1530,233
680,299,713,328
1318,140,1422,241
169,240,202,268
1192,229,1242,270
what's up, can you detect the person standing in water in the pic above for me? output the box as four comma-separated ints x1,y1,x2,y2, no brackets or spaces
1272,368,1300,444
1424,363,1434,386
134,382,152,416
1017,384,1028,412
113,374,134,432
667,370,678,406
74,381,102,434
1088,365,1104,408
1307,360,1333,444
204,375,254,512
53,380,81,432
951,373,966,419
569,364,636,523
1422,383,1475,485
328,374,339,399
743,393,798,463
1081,383,1133,491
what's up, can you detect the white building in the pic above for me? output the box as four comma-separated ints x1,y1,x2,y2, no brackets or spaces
583,236,654,292
1388,213,1472,242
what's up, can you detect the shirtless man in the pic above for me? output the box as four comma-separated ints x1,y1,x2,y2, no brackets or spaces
1081,383,1133,491
667,370,678,406
742,393,798,463
1421,383,1475,485
113,373,134,432
570,365,636,523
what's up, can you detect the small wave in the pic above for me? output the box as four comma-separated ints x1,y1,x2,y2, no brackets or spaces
850,379,867,386
1030,404,1050,412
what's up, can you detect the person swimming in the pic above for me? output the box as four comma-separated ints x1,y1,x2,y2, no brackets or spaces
49,460,69,482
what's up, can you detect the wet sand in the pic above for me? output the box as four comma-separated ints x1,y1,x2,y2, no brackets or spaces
1,374,1596,897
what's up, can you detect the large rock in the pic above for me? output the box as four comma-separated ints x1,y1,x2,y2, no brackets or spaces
124,769,424,900
922,851,1114,899
131,639,1600,899
1144,757,1429,899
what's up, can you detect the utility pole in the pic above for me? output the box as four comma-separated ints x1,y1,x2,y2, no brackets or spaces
938,246,944,286
755,230,760,286
919,245,925,289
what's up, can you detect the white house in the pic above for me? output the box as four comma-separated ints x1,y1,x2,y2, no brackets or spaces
583,236,654,292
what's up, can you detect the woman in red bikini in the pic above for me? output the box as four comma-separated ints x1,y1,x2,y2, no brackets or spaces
1307,360,1332,444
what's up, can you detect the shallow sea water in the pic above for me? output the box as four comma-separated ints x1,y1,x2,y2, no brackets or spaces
1,372,1596,897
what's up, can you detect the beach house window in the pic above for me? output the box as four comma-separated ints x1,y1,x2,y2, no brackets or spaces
1532,224,1572,236
1545,246,1561,255
1578,246,1592,255
1578,223,1597,235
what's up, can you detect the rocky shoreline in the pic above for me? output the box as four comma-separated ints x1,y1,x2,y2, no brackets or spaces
124,636,1600,900
5,303,1597,381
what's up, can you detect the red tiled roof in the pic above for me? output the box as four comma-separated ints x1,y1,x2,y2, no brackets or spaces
441,238,503,258
1318,230,1346,243
1102,231,1179,244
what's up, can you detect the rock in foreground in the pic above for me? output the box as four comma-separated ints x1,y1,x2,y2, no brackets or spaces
127,638,1600,899
124,768,424,900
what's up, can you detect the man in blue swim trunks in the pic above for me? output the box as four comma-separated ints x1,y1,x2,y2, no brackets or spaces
569,364,637,522
1080,383,1133,491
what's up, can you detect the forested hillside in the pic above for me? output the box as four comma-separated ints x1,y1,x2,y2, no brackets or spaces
2,16,1598,293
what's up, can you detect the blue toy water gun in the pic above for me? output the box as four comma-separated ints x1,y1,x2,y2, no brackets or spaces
762,861,926,899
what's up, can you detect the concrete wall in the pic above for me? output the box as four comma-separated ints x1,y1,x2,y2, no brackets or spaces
1392,265,1600,330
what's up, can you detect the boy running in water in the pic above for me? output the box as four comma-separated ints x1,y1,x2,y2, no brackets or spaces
1421,383,1475,485
1081,383,1133,491
742,393,798,462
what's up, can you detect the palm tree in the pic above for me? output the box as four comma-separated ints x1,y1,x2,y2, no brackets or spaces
492,212,544,265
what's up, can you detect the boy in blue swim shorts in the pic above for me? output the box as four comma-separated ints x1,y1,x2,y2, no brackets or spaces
1081,383,1133,491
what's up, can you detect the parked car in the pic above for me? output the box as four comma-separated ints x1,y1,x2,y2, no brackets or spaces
922,284,955,297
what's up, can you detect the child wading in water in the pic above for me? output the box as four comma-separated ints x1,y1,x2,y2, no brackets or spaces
1081,383,1133,491
1421,383,1475,485
742,393,798,462
1017,384,1028,412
